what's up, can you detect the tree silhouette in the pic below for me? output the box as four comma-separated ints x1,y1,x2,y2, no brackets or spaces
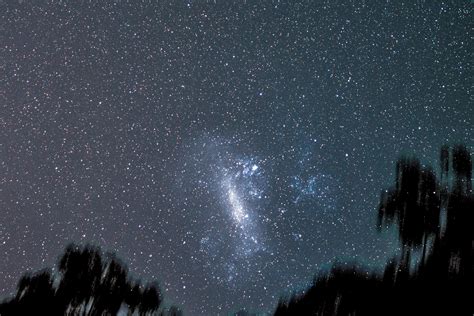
139,282,162,316
125,283,143,315
0,244,162,316
0,270,58,315
377,157,441,265
159,305,184,316
56,244,103,315
274,144,472,315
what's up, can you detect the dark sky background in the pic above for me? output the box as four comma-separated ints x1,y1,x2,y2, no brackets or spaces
0,1,471,315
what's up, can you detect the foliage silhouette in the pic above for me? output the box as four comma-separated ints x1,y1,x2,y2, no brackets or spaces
0,244,162,316
274,144,472,315
159,305,184,316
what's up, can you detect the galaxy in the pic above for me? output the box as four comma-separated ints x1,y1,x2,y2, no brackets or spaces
0,1,471,315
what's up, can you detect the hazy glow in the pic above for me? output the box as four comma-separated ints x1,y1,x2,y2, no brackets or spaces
226,182,248,224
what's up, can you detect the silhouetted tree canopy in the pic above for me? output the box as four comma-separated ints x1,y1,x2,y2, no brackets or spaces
274,144,472,316
0,244,162,316
159,305,184,316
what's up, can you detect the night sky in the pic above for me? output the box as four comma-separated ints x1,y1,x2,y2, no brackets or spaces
1,1,471,315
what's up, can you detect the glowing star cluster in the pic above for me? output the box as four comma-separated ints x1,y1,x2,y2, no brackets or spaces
220,158,266,259
226,182,248,225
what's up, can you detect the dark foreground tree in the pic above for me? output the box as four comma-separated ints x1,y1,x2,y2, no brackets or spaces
274,144,472,315
0,244,162,316
159,305,184,316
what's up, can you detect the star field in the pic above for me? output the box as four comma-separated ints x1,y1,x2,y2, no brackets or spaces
0,1,471,315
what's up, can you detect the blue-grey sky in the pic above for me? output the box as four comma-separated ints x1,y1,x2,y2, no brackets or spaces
1,1,471,315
